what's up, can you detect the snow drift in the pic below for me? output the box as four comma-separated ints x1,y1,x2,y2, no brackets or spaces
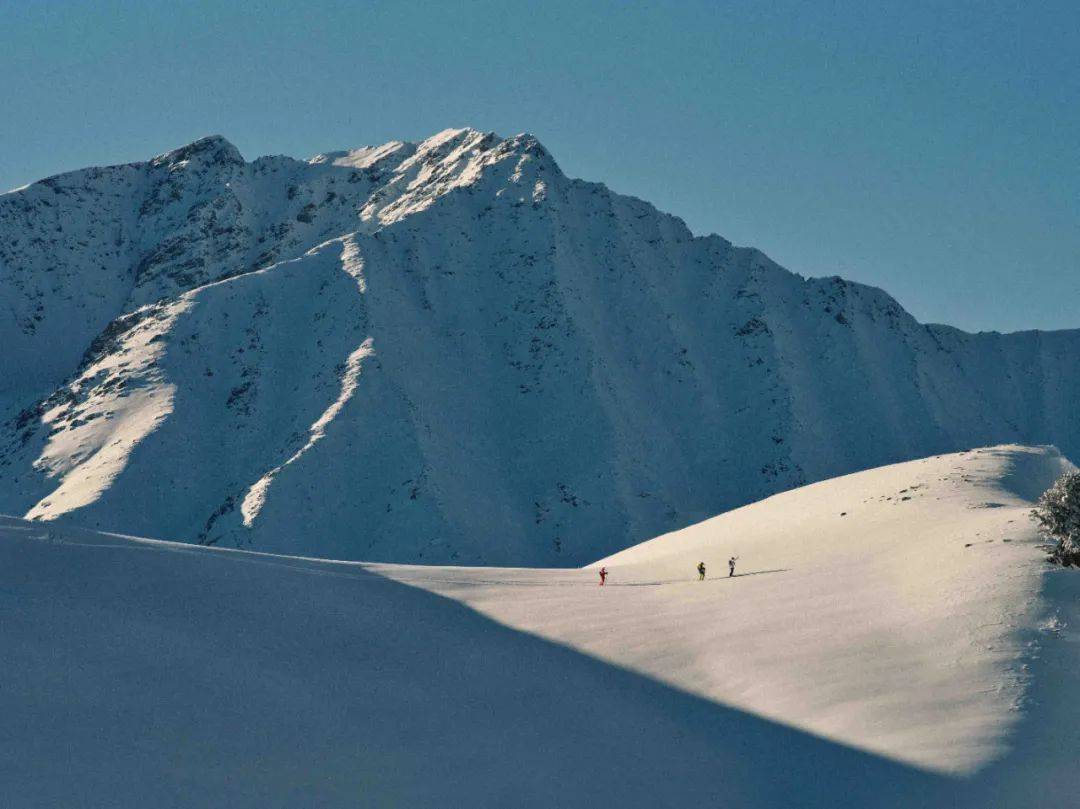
2,446,1077,807
2,130,1079,564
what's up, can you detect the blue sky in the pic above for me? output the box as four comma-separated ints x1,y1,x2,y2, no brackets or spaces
2,0,1076,333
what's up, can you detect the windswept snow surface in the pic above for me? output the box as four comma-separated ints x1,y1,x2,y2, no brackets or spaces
378,444,1079,778
3,445,1078,807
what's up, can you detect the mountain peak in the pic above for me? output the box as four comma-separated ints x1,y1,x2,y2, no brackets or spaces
410,128,557,168
151,135,244,169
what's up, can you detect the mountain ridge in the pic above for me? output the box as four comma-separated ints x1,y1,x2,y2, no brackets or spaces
1,130,1078,564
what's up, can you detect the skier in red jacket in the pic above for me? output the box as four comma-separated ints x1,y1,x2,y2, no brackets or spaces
598,567,608,586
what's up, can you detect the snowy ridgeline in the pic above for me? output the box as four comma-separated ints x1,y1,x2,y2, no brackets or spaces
2,446,1078,807
1,129,1079,564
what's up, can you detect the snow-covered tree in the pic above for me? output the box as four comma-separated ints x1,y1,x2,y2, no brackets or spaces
1032,471,1080,566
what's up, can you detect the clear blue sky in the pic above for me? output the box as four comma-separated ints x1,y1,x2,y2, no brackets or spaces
2,0,1077,333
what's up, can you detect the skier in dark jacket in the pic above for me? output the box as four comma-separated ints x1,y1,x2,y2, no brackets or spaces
697,561,706,581
728,556,738,577
599,567,608,586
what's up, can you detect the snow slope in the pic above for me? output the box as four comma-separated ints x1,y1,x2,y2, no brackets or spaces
2,130,1080,564
378,444,1079,778
2,445,1077,807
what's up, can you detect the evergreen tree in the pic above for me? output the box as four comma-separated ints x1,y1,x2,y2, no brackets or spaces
1032,471,1080,566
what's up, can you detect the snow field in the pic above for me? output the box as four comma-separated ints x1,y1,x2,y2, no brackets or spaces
2,445,1078,806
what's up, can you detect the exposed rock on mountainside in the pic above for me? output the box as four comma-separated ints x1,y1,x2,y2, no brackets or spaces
2,129,1078,564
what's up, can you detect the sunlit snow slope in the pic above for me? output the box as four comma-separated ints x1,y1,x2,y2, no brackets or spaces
3,130,1080,565
384,444,1078,777
3,446,1077,807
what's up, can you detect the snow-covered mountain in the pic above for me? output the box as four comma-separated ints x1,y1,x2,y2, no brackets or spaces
2,129,1078,564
